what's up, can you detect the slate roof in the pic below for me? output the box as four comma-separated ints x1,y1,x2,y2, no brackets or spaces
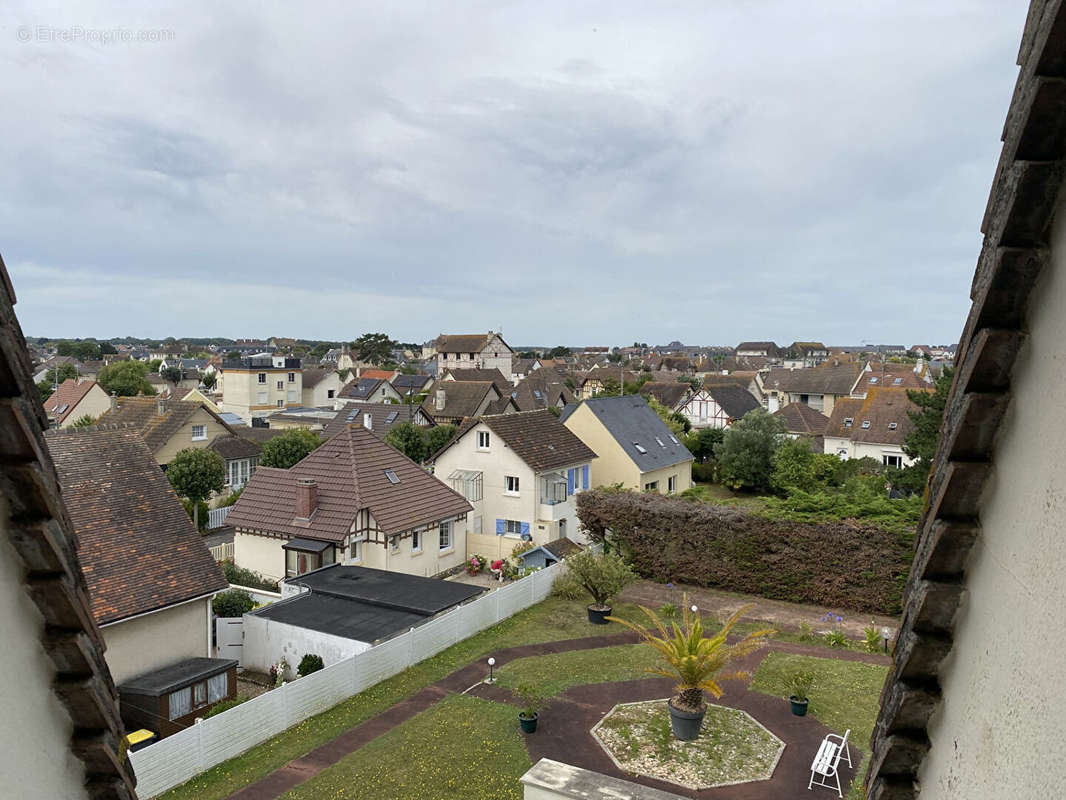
434,410,597,472
301,367,335,388
823,388,927,445
771,362,863,395
421,381,497,421
705,384,761,419
98,396,236,453
509,369,573,411
772,402,831,436
45,427,228,624
338,377,387,400
208,433,261,460
736,341,778,352
43,378,100,424
322,403,434,441
226,425,472,540
392,374,432,392
560,395,693,471
639,381,692,409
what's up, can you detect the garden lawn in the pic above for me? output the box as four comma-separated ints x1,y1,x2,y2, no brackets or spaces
157,597,640,800
495,644,660,696
748,652,888,799
282,694,530,800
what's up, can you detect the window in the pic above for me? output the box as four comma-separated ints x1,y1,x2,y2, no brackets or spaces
411,530,422,552
888,422,898,430
505,519,523,535
451,470,483,502
286,548,324,577
277,380,284,390
327,389,335,399
669,435,680,445
390,535,399,553
668,475,677,493
258,373,266,384
883,454,903,468
439,521,452,550
168,687,192,720
194,681,207,707
207,673,227,703
257,391,267,404
505,475,520,494
655,437,666,448
288,372,295,382
633,443,648,454
869,376,879,384
385,469,400,484
191,424,206,441
644,481,659,492
277,399,284,407
477,431,490,449
861,420,871,429
349,539,362,561
843,417,853,428
893,377,902,385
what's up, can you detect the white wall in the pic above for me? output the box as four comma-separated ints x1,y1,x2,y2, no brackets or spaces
0,523,89,800
234,530,287,583
102,597,211,685
916,189,1066,797
241,611,371,673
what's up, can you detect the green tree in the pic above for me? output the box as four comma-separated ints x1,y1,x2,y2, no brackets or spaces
56,340,101,361
564,548,636,610
685,427,724,463
148,358,163,373
422,424,457,457
70,414,97,428
902,367,955,474
167,448,226,529
200,371,217,391
716,408,786,491
97,360,156,396
310,342,332,359
259,428,321,469
385,422,426,463
98,342,117,355
160,365,184,385
547,346,572,358
224,350,242,361
646,398,687,437
212,589,255,617
770,437,817,494
351,333,396,365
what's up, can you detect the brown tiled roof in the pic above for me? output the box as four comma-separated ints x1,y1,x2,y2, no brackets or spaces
98,396,235,453
301,367,335,388
45,427,228,624
773,402,830,435
510,369,574,411
236,426,292,444
435,410,597,472
322,403,434,441
435,333,495,354
445,368,513,394
706,384,761,419
857,363,934,392
639,381,691,409
43,377,99,424
823,388,929,445
359,369,398,381
543,538,582,558
772,362,863,395
208,433,261,460
226,425,472,539
421,381,497,421
704,371,757,386
485,394,519,415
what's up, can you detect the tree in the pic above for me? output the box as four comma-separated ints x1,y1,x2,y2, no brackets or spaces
898,367,955,492
547,346,572,358
98,360,156,396
385,422,426,463
646,398,687,437
98,342,117,355
685,427,724,463
564,549,636,610
716,408,786,491
770,437,817,494
518,351,537,359
37,363,80,402
200,371,217,391
422,424,457,457
224,350,242,361
167,448,226,530
212,589,255,617
310,342,332,359
160,365,184,385
260,428,321,469
351,333,396,365
148,358,163,373
56,340,101,361
71,414,97,428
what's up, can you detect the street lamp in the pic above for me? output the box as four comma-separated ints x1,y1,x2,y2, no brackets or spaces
881,627,891,654
487,657,496,684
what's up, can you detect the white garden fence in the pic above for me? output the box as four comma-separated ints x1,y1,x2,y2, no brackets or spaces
130,561,564,798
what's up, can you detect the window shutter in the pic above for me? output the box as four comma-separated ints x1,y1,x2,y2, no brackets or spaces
567,469,575,495
495,518,505,535
582,465,590,490
520,522,531,539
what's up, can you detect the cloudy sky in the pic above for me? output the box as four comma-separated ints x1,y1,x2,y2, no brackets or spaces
2,1,1028,346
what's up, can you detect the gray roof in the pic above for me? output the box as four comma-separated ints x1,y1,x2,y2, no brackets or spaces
705,384,761,419
560,395,693,471
322,403,434,441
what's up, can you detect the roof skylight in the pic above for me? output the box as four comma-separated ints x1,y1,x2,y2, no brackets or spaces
861,420,871,429
384,469,400,484
655,437,666,448
633,442,648,454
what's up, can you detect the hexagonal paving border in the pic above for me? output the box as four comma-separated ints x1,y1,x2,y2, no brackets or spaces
590,698,786,790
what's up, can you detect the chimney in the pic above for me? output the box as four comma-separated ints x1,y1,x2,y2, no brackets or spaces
295,479,318,520
156,396,167,416
434,388,446,412
109,392,118,412
363,412,372,430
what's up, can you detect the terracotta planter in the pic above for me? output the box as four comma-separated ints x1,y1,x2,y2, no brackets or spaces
587,605,612,625
668,700,705,740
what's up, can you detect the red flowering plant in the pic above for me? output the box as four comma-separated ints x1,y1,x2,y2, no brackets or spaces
466,554,486,575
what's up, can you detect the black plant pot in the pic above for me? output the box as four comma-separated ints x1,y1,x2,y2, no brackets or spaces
587,605,612,625
518,712,538,733
789,696,809,716
668,700,705,740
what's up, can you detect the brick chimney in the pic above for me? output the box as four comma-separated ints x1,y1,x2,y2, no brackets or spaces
434,388,446,412
295,478,317,520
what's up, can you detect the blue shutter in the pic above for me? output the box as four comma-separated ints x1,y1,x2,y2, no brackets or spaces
582,465,590,490
520,522,531,540
495,518,505,535
567,469,575,495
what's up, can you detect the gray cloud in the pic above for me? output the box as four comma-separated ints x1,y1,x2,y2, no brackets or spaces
0,0,1028,345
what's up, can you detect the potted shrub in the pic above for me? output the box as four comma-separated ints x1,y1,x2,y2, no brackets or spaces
466,554,486,576
787,669,814,716
564,548,635,624
608,597,774,740
513,683,545,734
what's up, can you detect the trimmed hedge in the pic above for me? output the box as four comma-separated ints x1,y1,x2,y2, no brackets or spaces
577,488,912,616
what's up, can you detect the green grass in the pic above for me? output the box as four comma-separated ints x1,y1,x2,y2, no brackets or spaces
282,694,530,800
157,597,640,800
749,652,889,799
496,644,661,696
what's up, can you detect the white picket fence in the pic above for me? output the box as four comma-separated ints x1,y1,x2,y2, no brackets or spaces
208,542,234,562
129,562,563,798
207,505,232,530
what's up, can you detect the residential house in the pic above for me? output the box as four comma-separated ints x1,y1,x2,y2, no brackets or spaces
850,361,934,396
322,403,434,441
705,371,764,404
772,402,830,451
443,367,513,395
703,384,762,427
268,336,298,351
783,341,829,368
735,341,781,358
509,368,575,411
98,395,238,466
510,357,541,382
45,427,229,687
422,381,508,425
560,396,693,494
42,378,111,427
338,376,402,404
227,425,472,581
207,434,261,491
301,367,345,406
577,369,640,399
868,9,1066,795
219,354,303,422
639,380,693,412
0,258,137,798
32,354,83,383
821,388,926,468
762,361,863,414
392,373,434,402
435,332,513,376
430,410,597,560
357,367,400,382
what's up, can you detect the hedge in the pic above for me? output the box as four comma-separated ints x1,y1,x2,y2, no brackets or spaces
577,488,913,616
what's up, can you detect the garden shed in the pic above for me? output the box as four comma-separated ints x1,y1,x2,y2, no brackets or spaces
118,657,238,738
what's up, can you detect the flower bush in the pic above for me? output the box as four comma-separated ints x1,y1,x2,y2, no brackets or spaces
269,657,291,688
466,554,486,575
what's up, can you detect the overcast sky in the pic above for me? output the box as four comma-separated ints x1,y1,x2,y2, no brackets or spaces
1,1,1028,346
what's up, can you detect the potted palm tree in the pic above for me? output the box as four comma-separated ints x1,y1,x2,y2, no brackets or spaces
608,597,774,740
513,683,545,734
787,670,814,716
564,548,635,624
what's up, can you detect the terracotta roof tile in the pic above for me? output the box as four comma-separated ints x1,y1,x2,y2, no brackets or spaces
772,402,831,435
98,396,234,453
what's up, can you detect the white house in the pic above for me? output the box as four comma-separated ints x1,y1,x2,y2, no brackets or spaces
821,388,926,468
435,332,513,377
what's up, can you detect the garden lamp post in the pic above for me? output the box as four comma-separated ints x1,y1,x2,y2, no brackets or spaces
881,627,891,654
487,657,496,684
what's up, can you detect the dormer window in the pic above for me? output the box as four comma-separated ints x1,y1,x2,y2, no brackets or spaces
870,377,879,383
861,420,871,429
893,377,902,385
843,418,853,428
888,422,898,430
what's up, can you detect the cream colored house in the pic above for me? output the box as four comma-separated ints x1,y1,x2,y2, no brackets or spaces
228,426,472,582
301,367,345,406
42,377,111,427
867,8,1066,797
821,388,926,468
98,395,238,467
430,410,597,561
560,396,693,495
435,332,513,376
219,354,304,423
